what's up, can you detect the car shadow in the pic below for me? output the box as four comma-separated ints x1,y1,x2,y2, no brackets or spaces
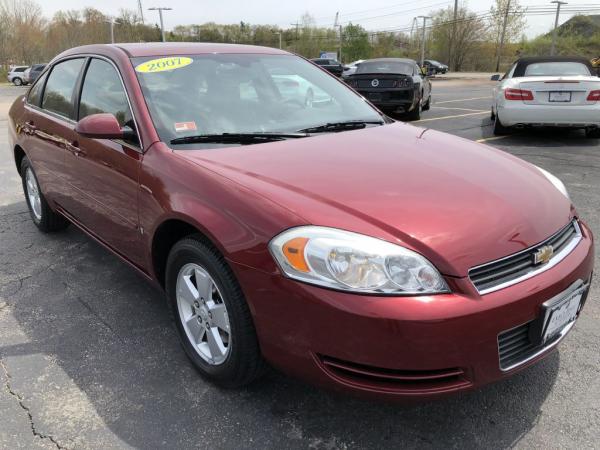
0,200,560,449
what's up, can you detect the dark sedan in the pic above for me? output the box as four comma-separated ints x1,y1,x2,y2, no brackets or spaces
310,58,344,77
346,58,431,120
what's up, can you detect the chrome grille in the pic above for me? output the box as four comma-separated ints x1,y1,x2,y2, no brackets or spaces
469,220,581,295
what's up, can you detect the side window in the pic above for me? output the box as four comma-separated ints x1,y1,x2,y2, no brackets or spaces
27,73,47,107
42,59,85,119
79,58,137,144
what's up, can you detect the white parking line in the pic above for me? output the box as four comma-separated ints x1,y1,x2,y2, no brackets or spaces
434,96,492,104
433,106,488,112
415,111,489,123
476,135,513,143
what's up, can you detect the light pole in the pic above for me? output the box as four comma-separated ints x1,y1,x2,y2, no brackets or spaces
148,7,172,42
417,16,431,68
275,31,282,49
550,1,567,56
105,18,116,44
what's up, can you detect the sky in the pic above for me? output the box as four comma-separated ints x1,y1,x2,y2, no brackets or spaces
38,0,600,38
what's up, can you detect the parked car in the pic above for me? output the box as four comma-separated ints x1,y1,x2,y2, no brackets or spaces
9,43,594,401
24,64,46,84
423,59,448,74
310,58,344,77
491,56,600,137
346,57,431,120
342,59,364,78
268,67,332,107
7,66,29,86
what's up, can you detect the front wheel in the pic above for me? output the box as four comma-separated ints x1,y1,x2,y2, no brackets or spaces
21,157,69,232
165,236,266,387
422,95,431,111
12,77,23,86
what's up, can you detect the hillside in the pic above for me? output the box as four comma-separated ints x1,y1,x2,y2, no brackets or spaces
555,14,600,38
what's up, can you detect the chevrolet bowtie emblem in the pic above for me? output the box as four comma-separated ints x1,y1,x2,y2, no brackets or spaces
533,245,554,265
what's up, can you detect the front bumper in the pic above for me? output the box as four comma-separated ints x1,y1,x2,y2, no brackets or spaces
232,221,594,401
499,102,600,127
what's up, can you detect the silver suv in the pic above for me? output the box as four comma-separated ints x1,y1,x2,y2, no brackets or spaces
7,66,29,86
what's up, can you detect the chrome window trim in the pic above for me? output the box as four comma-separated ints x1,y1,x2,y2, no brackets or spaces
470,220,582,295
25,53,144,152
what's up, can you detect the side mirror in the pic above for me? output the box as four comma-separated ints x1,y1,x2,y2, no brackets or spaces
75,113,123,139
491,74,501,81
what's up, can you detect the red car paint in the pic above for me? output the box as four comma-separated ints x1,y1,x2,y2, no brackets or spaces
8,43,594,400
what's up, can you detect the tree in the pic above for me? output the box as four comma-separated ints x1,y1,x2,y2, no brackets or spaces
342,23,371,62
429,6,487,71
488,0,526,70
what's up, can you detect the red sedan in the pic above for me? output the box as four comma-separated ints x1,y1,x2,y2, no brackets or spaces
8,43,594,401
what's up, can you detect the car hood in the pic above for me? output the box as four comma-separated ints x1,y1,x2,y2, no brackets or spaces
178,122,573,276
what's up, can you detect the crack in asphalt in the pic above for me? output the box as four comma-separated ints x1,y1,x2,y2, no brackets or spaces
0,358,67,449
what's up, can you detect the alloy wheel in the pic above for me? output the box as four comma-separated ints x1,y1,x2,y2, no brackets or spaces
176,263,231,365
25,168,42,220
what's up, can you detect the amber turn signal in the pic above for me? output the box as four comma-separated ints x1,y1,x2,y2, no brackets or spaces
282,237,310,272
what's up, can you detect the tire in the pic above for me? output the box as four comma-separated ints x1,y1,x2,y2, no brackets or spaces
585,127,600,138
406,96,422,121
493,112,510,136
422,95,431,111
20,157,69,232
12,77,23,86
165,235,266,387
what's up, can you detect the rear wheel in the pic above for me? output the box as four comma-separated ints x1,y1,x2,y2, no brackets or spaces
405,96,422,121
493,112,510,135
166,236,266,387
12,77,23,86
20,157,69,232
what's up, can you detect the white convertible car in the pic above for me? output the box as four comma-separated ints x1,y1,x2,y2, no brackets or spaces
491,56,600,137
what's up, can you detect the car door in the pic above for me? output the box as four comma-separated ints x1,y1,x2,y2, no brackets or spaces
64,57,145,266
21,58,86,209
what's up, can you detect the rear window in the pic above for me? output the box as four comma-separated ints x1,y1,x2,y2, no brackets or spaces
356,61,413,75
523,62,591,77
13,67,27,72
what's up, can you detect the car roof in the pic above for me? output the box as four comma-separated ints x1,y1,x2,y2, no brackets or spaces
513,56,595,77
363,58,415,63
56,42,289,59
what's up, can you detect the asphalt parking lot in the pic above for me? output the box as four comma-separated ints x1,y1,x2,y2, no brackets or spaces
0,79,599,449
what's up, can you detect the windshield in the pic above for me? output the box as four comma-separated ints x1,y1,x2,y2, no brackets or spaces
355,61,413,75
523,62,591,77
132,54,383,147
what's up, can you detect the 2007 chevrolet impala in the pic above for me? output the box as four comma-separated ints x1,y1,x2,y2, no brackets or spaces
8,43,594,401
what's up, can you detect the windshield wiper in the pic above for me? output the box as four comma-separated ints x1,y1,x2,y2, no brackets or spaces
298,120,385,134
170,132,308,145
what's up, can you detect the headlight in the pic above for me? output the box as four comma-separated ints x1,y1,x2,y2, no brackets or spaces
535,166,570,200
269,226,449,295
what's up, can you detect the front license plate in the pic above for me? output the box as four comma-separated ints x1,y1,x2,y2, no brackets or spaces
542,287,583,342
549,91,571,102
368,92,382,102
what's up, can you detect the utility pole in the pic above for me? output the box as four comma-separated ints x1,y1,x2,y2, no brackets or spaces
417,16,430,67
334,12,342,62
276,31,282,49
105,18,115,44
148,7,172,42
290,22,299,52
137,0,145,23
550,1,567,55
450,0,458,71
494,0,511,72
